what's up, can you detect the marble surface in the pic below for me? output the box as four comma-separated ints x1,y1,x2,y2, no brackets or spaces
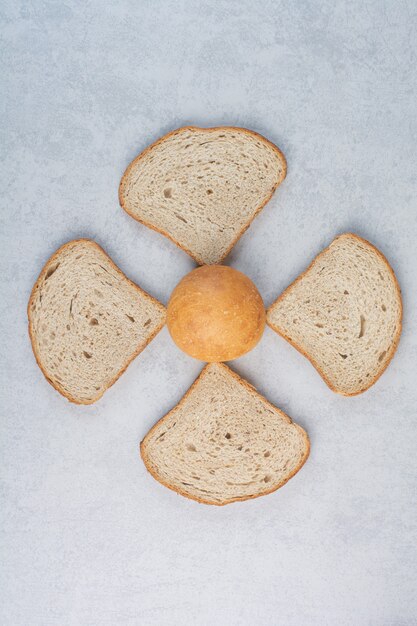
1,1,417,624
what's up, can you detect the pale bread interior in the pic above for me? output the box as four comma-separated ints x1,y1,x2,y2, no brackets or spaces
141,363,309,505
267,234,402,395
119,127,286,265
28,240,166,403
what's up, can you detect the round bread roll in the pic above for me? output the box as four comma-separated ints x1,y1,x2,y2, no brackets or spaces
167,265,265,362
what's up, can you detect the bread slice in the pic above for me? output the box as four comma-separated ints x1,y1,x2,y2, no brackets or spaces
140,363,309,505
267,233,402,395
119,126,286,265
28,240,166,404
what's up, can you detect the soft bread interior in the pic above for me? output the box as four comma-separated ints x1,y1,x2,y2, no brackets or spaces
28,240,166,403
119,127,286,265
141,363,309,505
267,234,402,395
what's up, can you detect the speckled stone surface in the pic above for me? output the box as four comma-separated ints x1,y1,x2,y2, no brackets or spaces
1,1,417,625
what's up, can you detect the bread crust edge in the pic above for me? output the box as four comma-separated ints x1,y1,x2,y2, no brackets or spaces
118,126,287,265
140,362,310,506
27,239,166,405
266,232,403,396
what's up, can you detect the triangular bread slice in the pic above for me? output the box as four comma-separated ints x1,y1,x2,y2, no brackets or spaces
28,240,166,404
140,363,309,505
119,126,286,265
267,233,402,395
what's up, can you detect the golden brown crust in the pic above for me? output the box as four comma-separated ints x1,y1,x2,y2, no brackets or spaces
267,233,403,396
119,126,287,265
167,265,266,361
27,239,166,405
140,362,310,506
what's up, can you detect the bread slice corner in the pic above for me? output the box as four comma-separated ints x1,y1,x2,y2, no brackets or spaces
28,239,166,404
140,362,309,505
267,233,402,395
119,126,287,265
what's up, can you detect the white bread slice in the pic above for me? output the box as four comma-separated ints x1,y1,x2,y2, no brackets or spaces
140,363,309,505
267,233,402,396
28,240,166,404
119,126,286,265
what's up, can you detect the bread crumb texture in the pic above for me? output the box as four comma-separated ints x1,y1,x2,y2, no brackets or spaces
267,234,402,395
119,127,286,265
141,363,309,505
28,240,166,404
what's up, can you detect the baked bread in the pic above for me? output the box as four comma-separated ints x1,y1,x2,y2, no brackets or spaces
140,363,309,505
267,233,402,395
119,126,286,265
167,265,265,361
28,239,166,404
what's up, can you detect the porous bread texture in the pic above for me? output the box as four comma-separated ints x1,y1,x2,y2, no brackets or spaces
119,126,286,265
267,233,402,395
28,239,166,404
141,363,309,505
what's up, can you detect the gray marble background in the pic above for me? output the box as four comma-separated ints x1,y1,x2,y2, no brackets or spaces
1,1,417,625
